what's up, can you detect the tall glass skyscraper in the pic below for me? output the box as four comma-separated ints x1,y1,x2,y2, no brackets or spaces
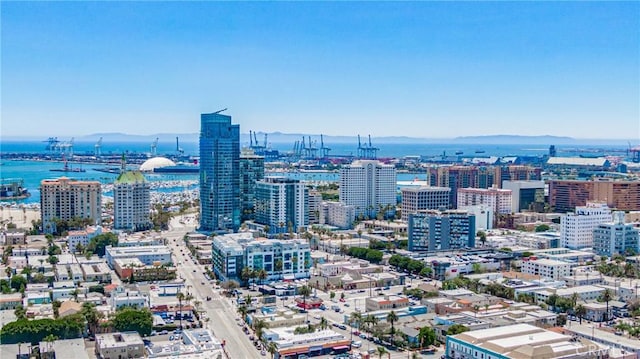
199,112,240,233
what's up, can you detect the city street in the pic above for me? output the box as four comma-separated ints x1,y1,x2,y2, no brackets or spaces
164,216,258,359
162,217,444,359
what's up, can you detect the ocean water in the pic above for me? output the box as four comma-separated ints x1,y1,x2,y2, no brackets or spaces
0,160,198,204
1,140,628,158
0,140,627,204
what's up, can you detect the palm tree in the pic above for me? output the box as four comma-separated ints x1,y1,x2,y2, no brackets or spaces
602,289,612,322
350,311,363,337
237,305,248,322
386,310,398,338
298,285,312,310
267,341,278,359
258,269,268,289
319,317,328,330
5,266,12,280
575,304,586,324
377,346,388,359
82,302,102,335
367,314,379,334
176,292,185,329
253,318,268,340
240,266,252,287
71,288,80,301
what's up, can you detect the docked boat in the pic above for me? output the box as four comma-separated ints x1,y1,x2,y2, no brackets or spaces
0,179,30,200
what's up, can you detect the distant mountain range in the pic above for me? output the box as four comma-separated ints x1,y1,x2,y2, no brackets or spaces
4,132,635,146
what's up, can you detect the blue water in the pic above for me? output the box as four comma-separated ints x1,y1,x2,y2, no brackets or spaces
0,160,197,204
1,140,629,158
1,140,627,204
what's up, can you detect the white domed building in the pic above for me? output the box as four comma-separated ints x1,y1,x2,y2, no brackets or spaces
139,157,176,172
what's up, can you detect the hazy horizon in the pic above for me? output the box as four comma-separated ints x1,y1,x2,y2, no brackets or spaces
2,2,639,139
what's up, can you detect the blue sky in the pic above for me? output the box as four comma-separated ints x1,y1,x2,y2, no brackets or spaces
2,2,639,139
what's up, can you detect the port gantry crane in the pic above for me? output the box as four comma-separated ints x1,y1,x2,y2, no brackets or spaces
357,134,378,159
150,137,159,157
319,134,331,158
94,137,103,158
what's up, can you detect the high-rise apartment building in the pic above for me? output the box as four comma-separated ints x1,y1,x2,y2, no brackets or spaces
593,212,640,257
400,186,451,221
113,171,151,231
339,160,396,218
548,179,640,213
408,210,476,252
456,187,513,215
40,177,102,234
239,148,265,222
255,177,308,235
560,201,612,249
307,190,323,225
199,112,240,233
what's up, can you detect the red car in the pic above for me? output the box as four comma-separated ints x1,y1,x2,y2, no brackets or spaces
339,298,345,302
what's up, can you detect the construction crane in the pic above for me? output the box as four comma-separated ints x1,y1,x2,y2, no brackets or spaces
176,137,184,156
94,137,103,158
151,137,159,157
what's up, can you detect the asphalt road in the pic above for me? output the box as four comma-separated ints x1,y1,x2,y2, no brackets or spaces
164,216,258,359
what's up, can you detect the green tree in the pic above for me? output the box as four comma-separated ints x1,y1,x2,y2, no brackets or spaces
477,230,487,246
267,341,278,359
386,311,398,337
377,346,388,359
446,324,469,335
85,233,118,257
111,307,153,336
10,275,27,291
52,300,62,319
14,305,27,320
417,326,436,348
575,304,586,324
601,289,613,322
535,224,550,232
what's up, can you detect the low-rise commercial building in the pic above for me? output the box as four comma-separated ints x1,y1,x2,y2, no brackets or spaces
105,245,172,268
446,323,606,359
365,295,410,312
95,332,145,359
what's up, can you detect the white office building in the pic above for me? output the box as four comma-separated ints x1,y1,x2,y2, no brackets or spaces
560,201,612,249
339,160,396,218
456,187,512,215
400,186,451,220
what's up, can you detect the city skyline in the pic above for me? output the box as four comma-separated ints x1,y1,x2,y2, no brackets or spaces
2,2,639,139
